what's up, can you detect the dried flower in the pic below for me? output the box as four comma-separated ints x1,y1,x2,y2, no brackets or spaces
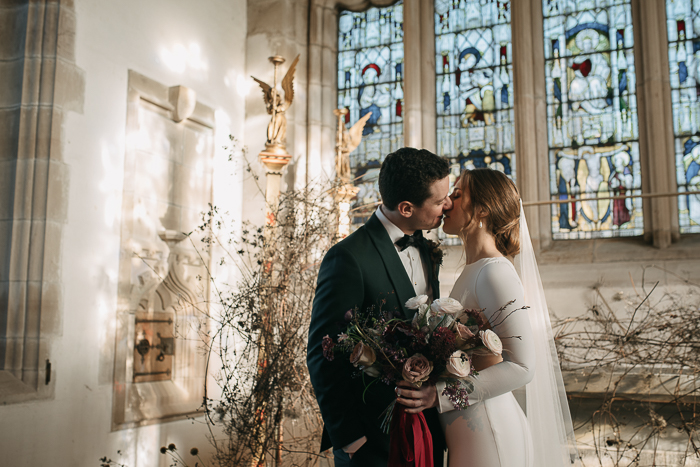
190,447,199,456
442,380,472,410
322,335,336,361
168,443,176,451
160,447,167,454
430,327,457,361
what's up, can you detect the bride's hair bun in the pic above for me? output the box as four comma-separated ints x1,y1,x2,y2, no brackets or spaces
461,168,520,257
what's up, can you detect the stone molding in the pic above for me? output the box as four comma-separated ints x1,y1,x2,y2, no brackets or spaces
0,0,84,404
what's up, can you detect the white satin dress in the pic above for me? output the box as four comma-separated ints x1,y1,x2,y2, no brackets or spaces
435,257,536,467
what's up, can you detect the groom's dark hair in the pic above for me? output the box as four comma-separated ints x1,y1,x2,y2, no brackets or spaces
378,147,450,210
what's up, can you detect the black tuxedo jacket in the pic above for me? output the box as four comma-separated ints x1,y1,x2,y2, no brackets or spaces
307,213,446,466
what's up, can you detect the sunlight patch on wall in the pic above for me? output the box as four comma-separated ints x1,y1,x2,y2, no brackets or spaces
99,141,123,229
159,43,208,76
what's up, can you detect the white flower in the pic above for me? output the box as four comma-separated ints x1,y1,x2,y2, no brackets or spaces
405,295,429,310
480,329,503,356
430,297,464,317
446,350,472,378
412,303,430,326
363,365,381,378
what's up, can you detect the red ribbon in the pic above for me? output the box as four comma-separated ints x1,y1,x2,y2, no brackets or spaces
388,404,434,467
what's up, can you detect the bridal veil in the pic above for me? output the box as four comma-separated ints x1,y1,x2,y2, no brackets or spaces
516,201,581,466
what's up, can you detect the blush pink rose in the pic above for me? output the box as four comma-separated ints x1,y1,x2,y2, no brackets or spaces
455,322,475,339
402,353,433,386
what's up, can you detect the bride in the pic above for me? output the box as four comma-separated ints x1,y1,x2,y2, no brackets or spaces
400,168,578,466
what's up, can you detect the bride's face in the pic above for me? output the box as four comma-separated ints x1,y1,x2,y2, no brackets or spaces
442,177,473,235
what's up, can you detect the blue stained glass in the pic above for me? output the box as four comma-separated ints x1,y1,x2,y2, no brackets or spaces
338,2,404,222
435,0,515,244
543,0,644,240
665,0,700,234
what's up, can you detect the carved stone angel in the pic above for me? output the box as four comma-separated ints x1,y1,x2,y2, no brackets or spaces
335,110,372,184
252,55,300,151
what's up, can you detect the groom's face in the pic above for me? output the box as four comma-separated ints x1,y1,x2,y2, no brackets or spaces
409,176,452,231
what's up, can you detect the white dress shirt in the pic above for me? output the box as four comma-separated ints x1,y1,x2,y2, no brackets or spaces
375,205,432,299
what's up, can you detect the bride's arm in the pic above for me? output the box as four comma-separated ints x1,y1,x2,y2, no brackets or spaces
436,260,536,412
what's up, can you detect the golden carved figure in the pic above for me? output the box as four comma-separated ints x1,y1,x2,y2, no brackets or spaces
252,54,300,153
333,109,372,184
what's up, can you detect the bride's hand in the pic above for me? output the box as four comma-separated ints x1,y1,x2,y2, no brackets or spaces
395,381,438,414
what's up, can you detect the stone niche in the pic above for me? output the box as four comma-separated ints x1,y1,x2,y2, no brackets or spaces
112,71,213,430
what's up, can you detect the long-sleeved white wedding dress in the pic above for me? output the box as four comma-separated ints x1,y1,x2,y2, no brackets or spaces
435,257,535,467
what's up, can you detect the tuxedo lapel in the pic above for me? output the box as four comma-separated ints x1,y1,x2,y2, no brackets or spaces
364,214,416,319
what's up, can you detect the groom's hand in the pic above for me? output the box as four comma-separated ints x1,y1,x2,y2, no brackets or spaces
395,381,438,414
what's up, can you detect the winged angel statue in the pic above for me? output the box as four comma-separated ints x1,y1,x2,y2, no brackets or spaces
252,55,300,152
335,109,372,184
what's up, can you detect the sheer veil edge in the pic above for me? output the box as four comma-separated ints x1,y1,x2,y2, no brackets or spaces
516,200,582,466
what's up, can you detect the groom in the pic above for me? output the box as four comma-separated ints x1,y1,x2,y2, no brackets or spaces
307,148,452,466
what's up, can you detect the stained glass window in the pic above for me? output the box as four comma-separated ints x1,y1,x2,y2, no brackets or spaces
666,0,700,234
338,2,404,222
435,0,514,244
435,1,515,177
543,0,643,240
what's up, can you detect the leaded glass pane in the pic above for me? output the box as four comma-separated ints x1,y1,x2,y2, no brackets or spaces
665,0,700,234
435,0,514,244
338,2,404,223
543,0,644,240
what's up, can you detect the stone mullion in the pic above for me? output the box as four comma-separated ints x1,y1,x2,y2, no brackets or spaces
306,1,324,186
419,0,436,153
633,0,678,248
403,0,422,148
512,0,550,251
321,5,337,179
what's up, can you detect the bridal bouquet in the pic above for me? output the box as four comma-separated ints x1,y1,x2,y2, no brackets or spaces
322,294,511,390
322,295,520,467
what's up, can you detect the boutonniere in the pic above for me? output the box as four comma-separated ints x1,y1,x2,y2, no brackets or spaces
425,238,444,281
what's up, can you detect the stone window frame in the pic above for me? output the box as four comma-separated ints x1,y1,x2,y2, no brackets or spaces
313,0,699,262
0,0,84,404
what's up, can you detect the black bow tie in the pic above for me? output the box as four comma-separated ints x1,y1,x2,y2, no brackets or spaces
395,230,426,252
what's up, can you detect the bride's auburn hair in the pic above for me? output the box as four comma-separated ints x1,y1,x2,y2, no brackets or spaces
459,168,520,257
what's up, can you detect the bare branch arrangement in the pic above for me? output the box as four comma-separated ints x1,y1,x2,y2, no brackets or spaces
553,267,700,466
192,140,339,466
